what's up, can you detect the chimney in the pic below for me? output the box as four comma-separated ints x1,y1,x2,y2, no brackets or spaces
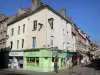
18,8,26,15
58,8,66,18
31,0,41,11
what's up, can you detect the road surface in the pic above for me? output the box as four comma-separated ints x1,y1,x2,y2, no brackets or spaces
0,63,100,75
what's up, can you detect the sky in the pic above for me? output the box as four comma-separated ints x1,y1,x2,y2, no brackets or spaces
0,0,100,45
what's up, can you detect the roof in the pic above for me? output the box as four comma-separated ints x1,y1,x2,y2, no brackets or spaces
8,4,71,26
0,17,9,23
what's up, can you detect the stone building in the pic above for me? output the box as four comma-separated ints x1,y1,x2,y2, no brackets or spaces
0,14,8,48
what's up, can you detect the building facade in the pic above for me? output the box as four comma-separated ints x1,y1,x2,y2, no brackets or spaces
6,0,74,71
0,14,8,48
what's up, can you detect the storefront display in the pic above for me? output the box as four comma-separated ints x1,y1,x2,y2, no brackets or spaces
24,48,52,72
8,51,24,69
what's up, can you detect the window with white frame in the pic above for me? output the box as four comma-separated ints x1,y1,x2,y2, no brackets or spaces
33,20,37,31
32,37,36,48
11,28,14,36
18,26,20,34
23,24,25,33
17,40,19,49
22,39,24,48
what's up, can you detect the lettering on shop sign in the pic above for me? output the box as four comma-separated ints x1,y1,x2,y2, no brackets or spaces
9,52,23,56
28,52,36,56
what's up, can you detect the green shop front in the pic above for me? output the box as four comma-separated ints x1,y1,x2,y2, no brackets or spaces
52,50,67,70
23,48,67,72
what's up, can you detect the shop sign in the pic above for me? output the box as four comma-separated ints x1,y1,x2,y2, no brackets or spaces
66,44,72,51
28,52,36,56
25,52,39,57
9,52,24,56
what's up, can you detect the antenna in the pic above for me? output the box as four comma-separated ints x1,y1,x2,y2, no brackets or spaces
20,2,23,9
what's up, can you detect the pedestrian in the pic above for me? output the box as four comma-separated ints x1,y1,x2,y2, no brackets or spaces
54,56,59,73
81,55,85,67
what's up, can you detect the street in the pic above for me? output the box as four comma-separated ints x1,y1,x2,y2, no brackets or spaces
0,63,100,75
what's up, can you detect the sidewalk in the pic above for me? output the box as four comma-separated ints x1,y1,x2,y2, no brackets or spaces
3,68,70,75
70,64,100,75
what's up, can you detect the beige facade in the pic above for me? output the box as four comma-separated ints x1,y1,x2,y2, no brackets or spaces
75,28,91,52
6,4,74,51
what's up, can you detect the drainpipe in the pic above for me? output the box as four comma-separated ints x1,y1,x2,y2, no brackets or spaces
45,8,47,48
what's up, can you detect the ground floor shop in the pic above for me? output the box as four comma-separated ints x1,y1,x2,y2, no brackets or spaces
23,48,67,72
8,51,24,69
66,51,78,68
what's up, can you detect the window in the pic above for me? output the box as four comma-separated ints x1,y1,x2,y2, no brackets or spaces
63,42,66,49
33,20,37,31
17,40,19,49
3,42,5,44
66,23,67,28
10,41,13,49
26,57,39,66
11,28,14,36
51,39,53,46
22,39,24,48
18,26,20,34
23,24,25,33
48,18,54,29
67,31,68,36
1,32,2,34
32,37,36,48
63,29,65,35
36,57,39,65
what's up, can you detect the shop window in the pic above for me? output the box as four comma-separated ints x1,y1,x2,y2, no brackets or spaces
36,57,39,65
26,57,39,66
61,58,63,67
30,57,35,63
26,57,30,63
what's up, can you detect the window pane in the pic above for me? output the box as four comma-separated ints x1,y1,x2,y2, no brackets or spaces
32,37,36,48
23,24,25,33
10,41,13,49
30,57,35,63
36,57,39,65
17,40,19,49
33,20,37,30
11,28,14,36
22,39,24,48
18,26,20,34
